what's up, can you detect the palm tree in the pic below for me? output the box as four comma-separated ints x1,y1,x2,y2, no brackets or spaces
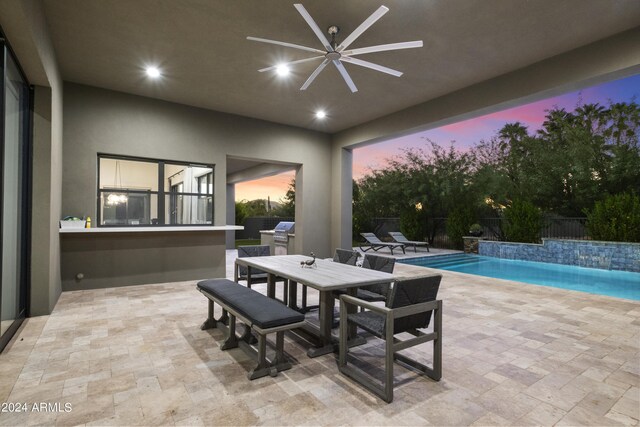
575,103,606,134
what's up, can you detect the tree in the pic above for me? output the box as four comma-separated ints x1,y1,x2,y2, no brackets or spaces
237,199,268,217
502,199,543,243
473,102,640,217
353,142,478,244
354,101,640,244
272,179,295,217
235,201,248,225
446,206,475,249
585,192,640,242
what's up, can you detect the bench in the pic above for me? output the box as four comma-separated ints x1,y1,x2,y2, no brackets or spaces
197,278,306,380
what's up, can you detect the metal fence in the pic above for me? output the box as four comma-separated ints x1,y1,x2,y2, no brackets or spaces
370,216,589,249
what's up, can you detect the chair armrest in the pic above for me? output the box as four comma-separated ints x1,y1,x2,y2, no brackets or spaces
339,294,391,316
392,299,442,319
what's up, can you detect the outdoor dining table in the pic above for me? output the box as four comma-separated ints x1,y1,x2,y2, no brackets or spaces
234,254,395,358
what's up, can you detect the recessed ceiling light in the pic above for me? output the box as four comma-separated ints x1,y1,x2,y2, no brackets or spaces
315,110,326,119
275,64,290,77
146,66,161,78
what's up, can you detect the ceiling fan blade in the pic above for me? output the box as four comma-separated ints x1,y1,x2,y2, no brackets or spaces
258,56,324,73
333,60,358,93
300,59,330,90
247,36,325,54
342,41,423,56
340,56,403,77
336,5,389,52
293,4,333,52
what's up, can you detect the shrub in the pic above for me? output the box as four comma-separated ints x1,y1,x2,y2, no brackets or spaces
400,206,427,241
469,223,483,235
585,192,640,242
235,202,248,225
502,199,543,243
446,206,475,249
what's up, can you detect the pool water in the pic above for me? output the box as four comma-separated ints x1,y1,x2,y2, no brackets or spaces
399,254,640,300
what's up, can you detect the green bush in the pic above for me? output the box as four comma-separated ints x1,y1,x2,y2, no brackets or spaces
502,199,543,243
235,202,248,225
586,193,640,242
446,206,475,249
400,206,427,241
469,223,483,235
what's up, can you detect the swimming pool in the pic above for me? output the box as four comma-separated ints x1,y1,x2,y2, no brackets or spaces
399,254,640,300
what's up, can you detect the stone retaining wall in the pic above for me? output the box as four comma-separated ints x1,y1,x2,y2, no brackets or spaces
479,238,640,272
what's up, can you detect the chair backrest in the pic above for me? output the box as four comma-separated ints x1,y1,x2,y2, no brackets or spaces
361,254,395,296
361,233,383,244
237,245,270,276
388,232,409,243
386,275,441,334
333,248,360,266
362,254,395,273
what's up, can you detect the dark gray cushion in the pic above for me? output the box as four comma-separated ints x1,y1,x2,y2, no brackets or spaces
356,289,387,302
197,279,304,329
348,311,385,337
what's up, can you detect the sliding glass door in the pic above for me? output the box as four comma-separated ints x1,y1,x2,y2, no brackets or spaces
0,37,31,352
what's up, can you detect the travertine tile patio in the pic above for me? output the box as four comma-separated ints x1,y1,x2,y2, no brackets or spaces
0,251,638,426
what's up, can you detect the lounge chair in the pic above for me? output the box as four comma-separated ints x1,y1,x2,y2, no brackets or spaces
339,274,443,403
360,233,405,255
388,231,430,252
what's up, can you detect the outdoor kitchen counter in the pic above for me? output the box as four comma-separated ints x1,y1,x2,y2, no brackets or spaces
60,225,243,291
260,229,296,255
60,226,243,233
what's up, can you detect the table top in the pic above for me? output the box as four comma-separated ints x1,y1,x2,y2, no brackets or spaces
235,255,394,291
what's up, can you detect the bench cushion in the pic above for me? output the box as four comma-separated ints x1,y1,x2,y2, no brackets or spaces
197,279,304,329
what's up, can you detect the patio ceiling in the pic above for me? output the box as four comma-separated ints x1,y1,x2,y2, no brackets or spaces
41,0,640,133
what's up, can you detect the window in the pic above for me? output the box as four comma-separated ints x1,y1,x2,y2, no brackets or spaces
98,155,214,226
1,33,31,352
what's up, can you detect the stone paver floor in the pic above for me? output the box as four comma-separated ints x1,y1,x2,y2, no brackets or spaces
0,250,638,426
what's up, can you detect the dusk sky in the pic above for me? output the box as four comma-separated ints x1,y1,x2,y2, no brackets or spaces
236,73,639,202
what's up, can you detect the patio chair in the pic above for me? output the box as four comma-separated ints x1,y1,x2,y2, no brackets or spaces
360,233,405,255
333,249,396,302
357,254,395,303
236,245,288,304
339,275,443,403
389,231,430,252
332,252,395,325
333,248,360,265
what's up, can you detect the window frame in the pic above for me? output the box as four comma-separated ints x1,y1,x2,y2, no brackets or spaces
97,153,214,227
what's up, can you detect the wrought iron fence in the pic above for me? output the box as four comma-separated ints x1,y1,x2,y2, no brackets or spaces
369,216,589,249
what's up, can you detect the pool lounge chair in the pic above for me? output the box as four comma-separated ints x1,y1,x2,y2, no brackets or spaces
388,231,430,252
360,233,405,255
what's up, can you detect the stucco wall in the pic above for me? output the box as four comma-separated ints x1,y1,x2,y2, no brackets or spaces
62,83,332,263
0,0,64,316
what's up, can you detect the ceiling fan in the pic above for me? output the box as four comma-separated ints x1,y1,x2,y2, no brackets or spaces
247,4,423,93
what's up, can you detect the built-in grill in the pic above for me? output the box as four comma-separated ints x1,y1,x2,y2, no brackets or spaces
273,221,295,255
